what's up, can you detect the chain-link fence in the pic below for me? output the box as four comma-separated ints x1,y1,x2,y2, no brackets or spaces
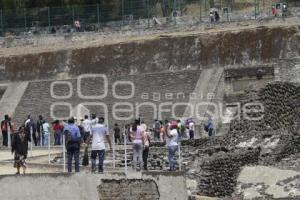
0,0,298,35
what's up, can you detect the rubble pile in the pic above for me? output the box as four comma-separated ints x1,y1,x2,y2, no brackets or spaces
229,82,300,134
259,82,300,130
195,148,260,197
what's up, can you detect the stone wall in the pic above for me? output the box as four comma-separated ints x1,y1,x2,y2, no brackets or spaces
12,70,201,127
0,25,299,81
98,179,160,200
0,172,187,200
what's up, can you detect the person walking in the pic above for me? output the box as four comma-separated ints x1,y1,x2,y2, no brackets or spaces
205,117,214,137
25,115,37,146
130,120,144,171
36,115,44,146
142,127,151,171
166,121,179,171
42,120,51,146
11,126,30,175
1,114,13,147
63,117,81,173
188,119,195,139
81,115,91,143
52,120,63,145
90,117,112,174
153,119,161,142
114,123,121,144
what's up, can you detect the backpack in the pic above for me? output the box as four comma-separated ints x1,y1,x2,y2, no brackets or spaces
65,129,80,145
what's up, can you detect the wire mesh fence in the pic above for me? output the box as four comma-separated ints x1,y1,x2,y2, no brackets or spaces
0,0,298,35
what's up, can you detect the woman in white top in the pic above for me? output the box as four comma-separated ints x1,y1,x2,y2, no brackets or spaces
165,122,179,171
130,123,144,171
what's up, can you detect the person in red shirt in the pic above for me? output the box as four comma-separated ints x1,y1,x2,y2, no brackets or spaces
52,120,64,145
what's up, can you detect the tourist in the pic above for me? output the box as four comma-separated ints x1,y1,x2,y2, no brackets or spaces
64,117,81,173
160,120,167,143
205,117,214,137
177,119,185,141
90,117,112,174
11,126,30,175
52,120,63,145
114,123,121,144
143,127,151,171
210,12,215,22
1,114,13,147
25,115,37,146
140,120,147,131
42,120,51,146
215,11,220,22
188,119,195,139
74,20,81,32
153,119,161,141
36,115,44,146
81,115,91,143
130,120,144,171
166,121,179,171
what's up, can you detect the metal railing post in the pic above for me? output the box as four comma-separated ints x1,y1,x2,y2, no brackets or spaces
72,5,75,23
30,126,33,157
97,3,100,25
200,0,202,22
113,131,116,169
63,134,66,172
48,7,51,32
254,0,257,19
124,127,127,176
122,0,124,25
178,141,182,171
48,134,51,164
0,9,3,36
147,0,150,28
24,8,27,31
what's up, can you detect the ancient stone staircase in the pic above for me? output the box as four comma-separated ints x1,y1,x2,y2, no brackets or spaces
183,67,224,138
0,81,28,119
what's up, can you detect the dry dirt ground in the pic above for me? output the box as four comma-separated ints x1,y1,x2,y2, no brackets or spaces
0,16,299,58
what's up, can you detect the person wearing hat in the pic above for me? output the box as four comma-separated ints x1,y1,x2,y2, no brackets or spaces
165,121,179,171
11,126,30,174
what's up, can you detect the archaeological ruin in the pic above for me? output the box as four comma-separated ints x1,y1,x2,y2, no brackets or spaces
0,11,299,200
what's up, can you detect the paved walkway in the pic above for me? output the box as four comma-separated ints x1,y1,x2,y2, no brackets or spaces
0,148,63,162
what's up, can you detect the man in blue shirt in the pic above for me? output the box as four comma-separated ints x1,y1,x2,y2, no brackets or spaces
63,117,81,173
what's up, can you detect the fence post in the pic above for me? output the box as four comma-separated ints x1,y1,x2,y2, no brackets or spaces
24,8,27,31
122,0,124,25
147,0,150,28
63,134,66,172
72,5,75,23
124,126,127,177
30,126,33,157
48,134,51,164
200,0,202,22
178,141,182,171
48,7,51,32
0,9,3,36
97,3,100,25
